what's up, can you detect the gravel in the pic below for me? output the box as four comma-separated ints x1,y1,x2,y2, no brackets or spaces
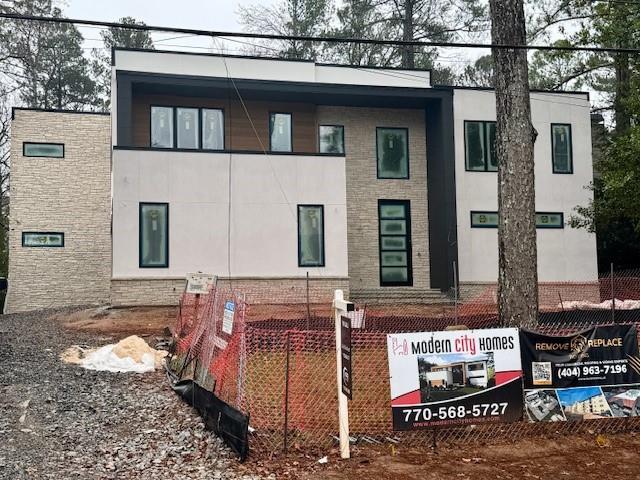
0,309,267,480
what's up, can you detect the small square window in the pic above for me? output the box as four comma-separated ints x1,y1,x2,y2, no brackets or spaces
551,124,573,173
465,121,497,172
23,143,64,158
536,212,564,228
22,232,64,247
298,205,325,267
270,113,292,152
319,125,344,154
139,203,169,268
151,106,174,148
202,109,224,150
470,211,499,228
377,128,409,179
177,108,199,149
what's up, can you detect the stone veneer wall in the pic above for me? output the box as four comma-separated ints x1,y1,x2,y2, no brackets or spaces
316,106,430,295
110,277,349,307
6,110,112,313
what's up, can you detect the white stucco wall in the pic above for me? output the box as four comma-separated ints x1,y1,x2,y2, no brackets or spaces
112,150,348,279
453,89,598,283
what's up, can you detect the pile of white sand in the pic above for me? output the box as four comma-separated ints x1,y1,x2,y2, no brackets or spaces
61,335,167,373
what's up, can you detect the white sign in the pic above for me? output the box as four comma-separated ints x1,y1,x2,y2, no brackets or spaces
186,273,215,294
222,301,235,335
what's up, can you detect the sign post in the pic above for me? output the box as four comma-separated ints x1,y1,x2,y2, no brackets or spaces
333,289,354,459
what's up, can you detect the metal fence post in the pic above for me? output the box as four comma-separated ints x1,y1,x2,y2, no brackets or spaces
283,331,291,454
611,263,616,323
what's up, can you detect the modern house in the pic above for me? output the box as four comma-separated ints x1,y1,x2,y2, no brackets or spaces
5,48,599,313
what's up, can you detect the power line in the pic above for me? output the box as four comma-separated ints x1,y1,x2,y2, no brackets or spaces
2,12,640,55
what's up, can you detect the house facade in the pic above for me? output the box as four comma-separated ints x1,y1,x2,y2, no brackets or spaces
4,49,598,313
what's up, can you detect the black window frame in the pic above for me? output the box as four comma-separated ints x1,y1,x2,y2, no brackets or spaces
378,199,413,287
470,210,565,229
269,112,293,153
150,105,226,152
297,204,325,268
139,202,169,268
21,231,65,247
376,127,410,179
464,120,497,172
551,123,573,174
318,124,345,155
23,142,65,158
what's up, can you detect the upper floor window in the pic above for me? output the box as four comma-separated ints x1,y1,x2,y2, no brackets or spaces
298,205,325,267
377,127,409,179
465,120,497,172
319,125,345,154
23,142,64,158
551,123,573,174
177,107,199,149
270,113,292,152
22,232,64,247
202,108,224,150
151,106,174,148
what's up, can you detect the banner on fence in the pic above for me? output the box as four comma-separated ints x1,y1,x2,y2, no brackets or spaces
521,324,640,422
387,328,523,430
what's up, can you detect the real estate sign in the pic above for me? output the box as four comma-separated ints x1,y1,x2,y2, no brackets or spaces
521,325,640,422
387,328,523,430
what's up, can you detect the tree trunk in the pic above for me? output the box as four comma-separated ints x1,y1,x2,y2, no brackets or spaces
490,0,539,329
401,0,415,68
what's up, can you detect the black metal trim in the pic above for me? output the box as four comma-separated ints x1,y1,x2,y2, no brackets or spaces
269,112,293,153
139,202,170,268
318,124,345,155
375,127,410,179
297,205,326,268
22,232,65,248
463,120,497,172
378,199,413,287
551,123,574,174
22,142,65,158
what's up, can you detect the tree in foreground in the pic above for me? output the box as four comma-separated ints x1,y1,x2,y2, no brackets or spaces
490,0,539,328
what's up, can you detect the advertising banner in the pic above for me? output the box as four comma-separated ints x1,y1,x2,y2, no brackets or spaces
387,328,523,430
521,325,640,422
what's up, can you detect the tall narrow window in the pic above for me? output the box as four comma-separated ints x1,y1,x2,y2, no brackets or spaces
551,123,573,173
177,108,199,149
298,205,325,267
270,113,292,152
376,128,409,178
139,203,169,268
319,125,345,154
465,121,497,171
202,108,224,150
379,200,412,286
151,106,174,148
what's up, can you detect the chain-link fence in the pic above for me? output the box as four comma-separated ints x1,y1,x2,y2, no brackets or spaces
171,269,640,457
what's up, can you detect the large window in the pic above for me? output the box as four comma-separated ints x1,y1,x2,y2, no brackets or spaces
298,205,325,267
376,128,409,179
470,211,564,229
319,125,345,154
176,107,199,149
151,106,174,148
465,121,497,171
551,123,573,174
270,113,292,152
22,232,64,247
139,203,169,268
23,142,64,158
379,200,412,286
202,108,224,150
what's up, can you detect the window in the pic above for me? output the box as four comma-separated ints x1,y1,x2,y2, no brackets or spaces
23,142,64,158
551,123,573,173
376,128,409,179
298,205,324,267
22,232,64,247
202,108,224,150
465,121,497,171
176,107,199,149
319,125,344,154
270,113,292,152
470,211,565,229
379,200,412,286
139,203,169,268
151,106,174,148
